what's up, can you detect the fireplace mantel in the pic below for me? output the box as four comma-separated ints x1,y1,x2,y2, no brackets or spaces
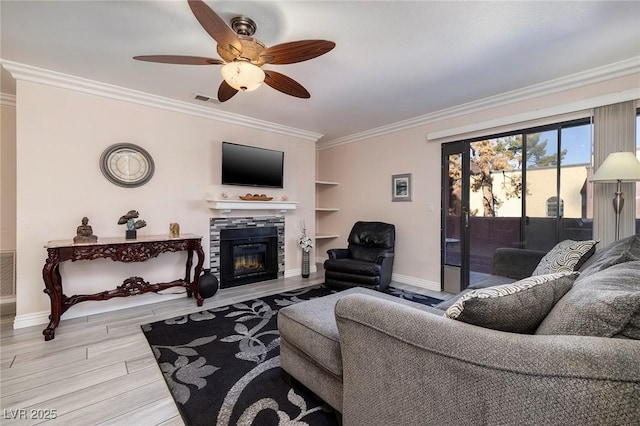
207,199,298,216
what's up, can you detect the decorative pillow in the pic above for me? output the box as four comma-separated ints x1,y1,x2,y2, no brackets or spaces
536,261,640,339
445,272,577,333
532,239,598,276
578,234,640,277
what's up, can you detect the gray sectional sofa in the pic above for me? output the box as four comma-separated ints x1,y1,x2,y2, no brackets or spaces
278,235,640,425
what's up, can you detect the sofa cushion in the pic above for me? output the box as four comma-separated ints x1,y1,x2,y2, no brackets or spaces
434,275,517,311
490,248,547,280
278,287,442,377
468,275,518,289
532,239,598,275
536,261,640,339
577,234,640,277
444,272,577,333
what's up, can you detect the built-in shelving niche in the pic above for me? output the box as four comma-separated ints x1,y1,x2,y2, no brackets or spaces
315,181,340,260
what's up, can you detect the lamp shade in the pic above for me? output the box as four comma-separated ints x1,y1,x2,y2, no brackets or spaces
590,151,640,183
221,61,265,92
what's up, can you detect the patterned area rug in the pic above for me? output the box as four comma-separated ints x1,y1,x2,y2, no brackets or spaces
141,285,442,426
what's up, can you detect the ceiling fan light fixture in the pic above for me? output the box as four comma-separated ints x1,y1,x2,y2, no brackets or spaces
135,2,334,101
221,61,265,92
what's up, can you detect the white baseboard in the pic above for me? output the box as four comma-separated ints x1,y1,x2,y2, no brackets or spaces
13,291,186,329
13,269,320,330
391,273,441,292
312,265,440,291
13,310,50,329
284,264,318,279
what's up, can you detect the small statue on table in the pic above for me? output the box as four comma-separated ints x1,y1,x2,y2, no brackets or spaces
169,223,180,238
73,217,98,243
118,210,147,240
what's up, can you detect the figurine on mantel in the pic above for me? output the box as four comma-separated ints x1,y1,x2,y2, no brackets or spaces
73,217,98,243
118,210,147,240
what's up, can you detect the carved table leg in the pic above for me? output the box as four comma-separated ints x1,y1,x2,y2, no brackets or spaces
191,244,205,307
42,250,63,341
185,249,194,298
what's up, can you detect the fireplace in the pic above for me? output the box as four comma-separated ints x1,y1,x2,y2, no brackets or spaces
219,226,279,288
210,216,285,287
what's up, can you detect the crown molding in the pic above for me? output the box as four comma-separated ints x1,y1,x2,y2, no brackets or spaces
318,56,640,150
427,88,640,141
0,60,323,142
0,93,16,107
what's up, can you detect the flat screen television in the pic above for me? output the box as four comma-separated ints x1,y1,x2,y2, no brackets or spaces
221,142,284,188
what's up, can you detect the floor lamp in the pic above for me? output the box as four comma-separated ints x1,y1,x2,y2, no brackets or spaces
590,151,640,241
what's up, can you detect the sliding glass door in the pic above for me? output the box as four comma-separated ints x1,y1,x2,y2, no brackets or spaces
523,128,559,251
441,119,593,293
442,142,467,293
523,124,593,251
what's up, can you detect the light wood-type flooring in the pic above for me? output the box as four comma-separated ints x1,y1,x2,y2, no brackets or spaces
0,269,448,425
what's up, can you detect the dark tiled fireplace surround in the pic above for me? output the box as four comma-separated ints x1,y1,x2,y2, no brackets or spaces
210,216,285,288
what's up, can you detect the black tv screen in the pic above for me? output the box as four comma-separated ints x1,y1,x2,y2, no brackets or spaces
221,142,284,188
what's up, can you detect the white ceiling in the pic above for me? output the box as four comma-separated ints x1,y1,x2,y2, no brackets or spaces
2,1,639,142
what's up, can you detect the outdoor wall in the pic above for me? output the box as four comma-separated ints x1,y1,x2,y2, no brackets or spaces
477,166,590,218
13,80,316,327
317,71,640,291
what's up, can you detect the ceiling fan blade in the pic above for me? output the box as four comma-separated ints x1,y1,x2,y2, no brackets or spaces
133,55,224,65
188,0,242,56
263,70,310,98
218,80,238,102
260,40,335,65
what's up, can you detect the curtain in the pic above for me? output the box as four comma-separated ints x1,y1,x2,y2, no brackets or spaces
593,101,637,245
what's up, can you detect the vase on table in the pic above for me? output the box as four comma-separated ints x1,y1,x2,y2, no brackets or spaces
301,250,310,278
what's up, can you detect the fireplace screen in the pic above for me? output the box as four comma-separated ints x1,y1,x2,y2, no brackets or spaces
219,226,278,288
233,244,267,275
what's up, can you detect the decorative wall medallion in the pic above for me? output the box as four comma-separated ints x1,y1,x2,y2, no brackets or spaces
100,143,155,188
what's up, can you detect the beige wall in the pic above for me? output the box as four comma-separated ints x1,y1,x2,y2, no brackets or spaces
14,81,316,325
7,68,640,323
316,127,442,288
317,72,640,290
1,101,17,252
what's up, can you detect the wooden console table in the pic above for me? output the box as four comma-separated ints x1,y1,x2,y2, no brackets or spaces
42,234,204,341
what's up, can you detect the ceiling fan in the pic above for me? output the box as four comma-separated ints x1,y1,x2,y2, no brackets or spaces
134,0,335,102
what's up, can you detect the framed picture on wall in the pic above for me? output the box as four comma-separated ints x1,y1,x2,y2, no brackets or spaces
392,173,412,202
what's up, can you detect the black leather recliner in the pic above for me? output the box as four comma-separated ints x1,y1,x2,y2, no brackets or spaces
323,221,395,291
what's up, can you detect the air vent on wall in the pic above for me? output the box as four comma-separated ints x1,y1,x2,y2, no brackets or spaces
0,251,16,298
192,93,220,105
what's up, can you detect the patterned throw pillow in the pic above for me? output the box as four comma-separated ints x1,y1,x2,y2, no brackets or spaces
532,239,598,275
445,271,578,333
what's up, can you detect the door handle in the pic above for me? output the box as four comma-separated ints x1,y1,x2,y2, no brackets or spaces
463,208,469,229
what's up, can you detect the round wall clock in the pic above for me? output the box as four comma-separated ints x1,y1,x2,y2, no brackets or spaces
100,143,155,188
